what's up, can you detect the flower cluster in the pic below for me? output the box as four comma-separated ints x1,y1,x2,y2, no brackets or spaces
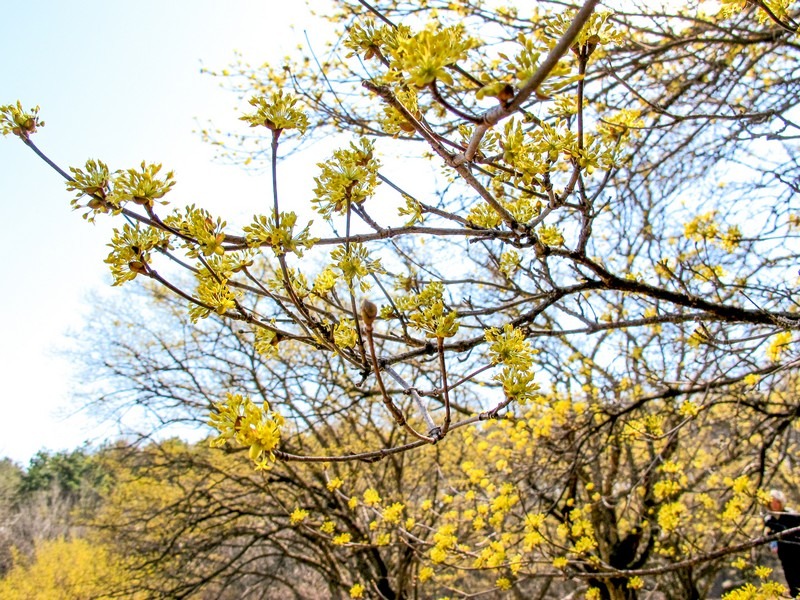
239,91,308,134
104,223,169,285
330,243,383,292
208,393,284,470
164,205,227,257
243,211,316,257
485,324,539,404
113,161,176,209
313,138,380,219
404,282,460,339
68,160,175,219
391,25,477,87
0,101,43,138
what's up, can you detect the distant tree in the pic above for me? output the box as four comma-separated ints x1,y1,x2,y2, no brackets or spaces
74,284,797,599
0,459,22,575
0,460,21,503
0,537,144,600
4,0,800,597
0,449,110,579
18,448,108,501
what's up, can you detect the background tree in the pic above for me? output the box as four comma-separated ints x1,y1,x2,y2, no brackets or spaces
0,536,144,600
0,449,134,599
0,449,109,577
3,0,800,597
68,283,797,599
75,285,483,599
0,459,22,575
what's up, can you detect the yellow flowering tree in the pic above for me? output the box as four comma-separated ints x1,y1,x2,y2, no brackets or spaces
65,284,798,599
0,538,144,600
5,0,800,597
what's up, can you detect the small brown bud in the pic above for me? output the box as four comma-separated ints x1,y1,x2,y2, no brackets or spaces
128,260,147,274
85,185,106,200
360,299,378,325
497,84,515,103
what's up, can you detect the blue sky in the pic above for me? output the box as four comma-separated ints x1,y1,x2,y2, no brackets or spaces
0,0,321,464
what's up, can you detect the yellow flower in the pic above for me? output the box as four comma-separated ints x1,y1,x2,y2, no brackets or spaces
208,394,282,469
731,557,748,570
333,533,352,545
743,373,761,386
766,331,792,362
430,546,448,563
679,401,700,418
573,536,597,554
334,319,358,348
363,488,382,506
320,521,336,534
509,554,523,575
496,577,512,590
753,566,772,580
240,91,308,133
289,508,308,525
383,502,405,524
657,502,685,533
349,583,365,598
327,477,344,492
394,25,476,87
485,323,536,367
538,224,565,246
628,576,644,590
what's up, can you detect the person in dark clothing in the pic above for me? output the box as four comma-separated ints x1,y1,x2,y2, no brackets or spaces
764,490,800,598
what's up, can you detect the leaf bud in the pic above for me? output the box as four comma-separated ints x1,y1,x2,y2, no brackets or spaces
360,299,378,325
128,260,147,274
497,84,515,103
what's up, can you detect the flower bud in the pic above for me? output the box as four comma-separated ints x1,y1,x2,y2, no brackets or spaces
360,299,378,325
128,260,147,274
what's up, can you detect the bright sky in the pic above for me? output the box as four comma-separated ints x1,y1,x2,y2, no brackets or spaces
0,0,324,464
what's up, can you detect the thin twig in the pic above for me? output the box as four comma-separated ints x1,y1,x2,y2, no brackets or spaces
362,304,435,443
274,396,516,463
454,0,601,164
437,336,452,435
383,365,439,436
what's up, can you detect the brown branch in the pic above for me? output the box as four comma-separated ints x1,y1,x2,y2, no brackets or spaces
273,398,515,464
437,336,452,435
362,79,519,229
453,0,601,164
361,300,436,443
564,525,800,580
